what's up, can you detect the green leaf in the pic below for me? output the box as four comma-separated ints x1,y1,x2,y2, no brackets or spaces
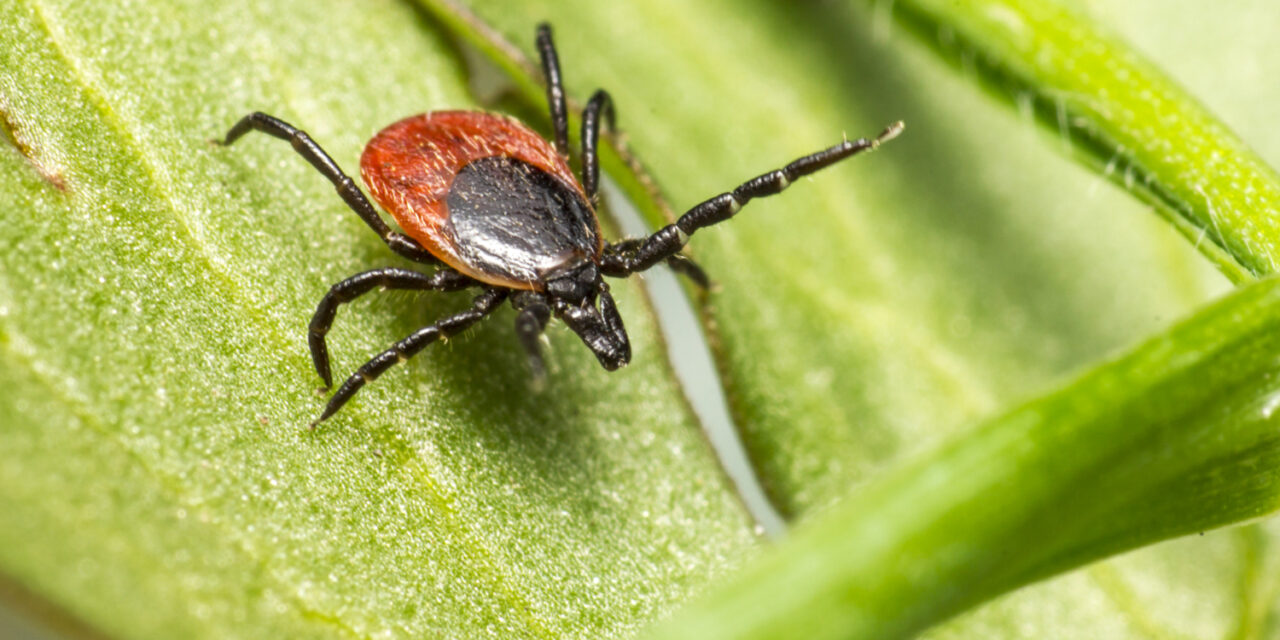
449,0,1227,518
650,274,1280,640
885,0,1280,284
0,1,754,638
5,0,1280,638
437,0,1280,638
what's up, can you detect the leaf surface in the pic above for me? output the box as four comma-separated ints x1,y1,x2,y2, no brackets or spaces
652,275,1280,639
0,1,755,637
4,0,1280,638
442,0,1280,638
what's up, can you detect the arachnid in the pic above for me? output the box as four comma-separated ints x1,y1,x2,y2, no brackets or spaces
218,23,903,426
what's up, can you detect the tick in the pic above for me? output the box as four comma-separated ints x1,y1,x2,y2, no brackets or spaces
218,23,903,426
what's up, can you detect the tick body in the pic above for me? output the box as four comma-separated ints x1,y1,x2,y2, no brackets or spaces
218,23,903,426
361,111,603,289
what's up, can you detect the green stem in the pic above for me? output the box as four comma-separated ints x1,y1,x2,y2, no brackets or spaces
884,0,1280,283
650,275,1280,640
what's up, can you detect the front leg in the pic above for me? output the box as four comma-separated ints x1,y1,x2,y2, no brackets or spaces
535,24,571,156
601,239,711,289
611,121,904,275
580,90,615,203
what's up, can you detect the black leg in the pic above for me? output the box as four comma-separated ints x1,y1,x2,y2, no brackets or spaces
312,288,509,427
536,23,570,156
600,239,712,289
218,111,440,264
309,267,476,388
607,121,905,275
662,254,712,289
581,89,615,202
511,291,553,385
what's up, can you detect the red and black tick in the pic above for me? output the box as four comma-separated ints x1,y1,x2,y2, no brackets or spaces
218,23,903,426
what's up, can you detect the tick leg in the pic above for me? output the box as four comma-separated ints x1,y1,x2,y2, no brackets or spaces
312,288,508,427
581,90,615,202
511,292,553,385
607,121,905,275
310,267,476,388
662,254,711,289
219,111,440,264
535,23,571,156
601,239,711,289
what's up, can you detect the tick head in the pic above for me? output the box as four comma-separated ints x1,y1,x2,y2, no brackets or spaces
547,262,631,371
544,261,602,306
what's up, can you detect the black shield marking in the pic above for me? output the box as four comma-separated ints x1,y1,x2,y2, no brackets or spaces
446,156,599,284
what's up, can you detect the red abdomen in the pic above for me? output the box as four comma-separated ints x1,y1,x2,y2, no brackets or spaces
360,111,600,289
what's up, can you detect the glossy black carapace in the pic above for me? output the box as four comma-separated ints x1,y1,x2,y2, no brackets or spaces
218,23,903,426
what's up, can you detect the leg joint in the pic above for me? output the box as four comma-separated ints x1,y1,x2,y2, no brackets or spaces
678,194,739,234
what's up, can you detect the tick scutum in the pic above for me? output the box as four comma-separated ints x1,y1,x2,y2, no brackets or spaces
446,156,601,287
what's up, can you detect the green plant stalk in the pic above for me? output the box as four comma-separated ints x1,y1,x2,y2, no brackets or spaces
882,0,1280,284
650,275,1280,640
